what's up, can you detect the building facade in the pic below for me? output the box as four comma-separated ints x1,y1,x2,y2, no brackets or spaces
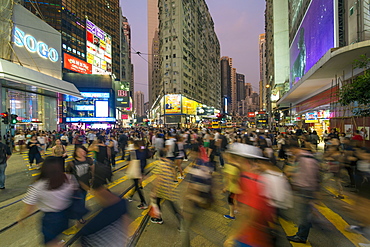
151,0,221,125
220,56,232,113
0,3,81,134
267,0,370,145
134,91,145,117
148,0,160,107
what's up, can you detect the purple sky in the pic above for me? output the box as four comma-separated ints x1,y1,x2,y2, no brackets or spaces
120,0,266,101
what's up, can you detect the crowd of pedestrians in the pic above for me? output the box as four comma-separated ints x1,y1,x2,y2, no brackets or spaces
0,125,368,246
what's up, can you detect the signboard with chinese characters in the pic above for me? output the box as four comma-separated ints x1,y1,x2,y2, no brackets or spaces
64,53,92,74
165,94,181,114
86,19,112,75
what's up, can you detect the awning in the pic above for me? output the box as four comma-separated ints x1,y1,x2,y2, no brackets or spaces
277,40,370,106
0,59,82,98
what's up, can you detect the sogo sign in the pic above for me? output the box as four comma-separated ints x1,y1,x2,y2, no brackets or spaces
13,26,59,62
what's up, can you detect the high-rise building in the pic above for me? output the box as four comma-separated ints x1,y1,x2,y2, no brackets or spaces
120,14,133,93
236,73,246,102
148,0,160,107
151,0,221,125
259,33,267,110
134,91,145,117
22,0,121,79
220,56,233,113
231,68,237,114
245,83,252,98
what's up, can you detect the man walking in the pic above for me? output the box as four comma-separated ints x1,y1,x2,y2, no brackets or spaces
118,131,128,160
0,141,12,189
286,140,320,243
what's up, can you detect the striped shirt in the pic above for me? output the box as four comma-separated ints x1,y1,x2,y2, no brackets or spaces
152,159,178,201
22,174,78,212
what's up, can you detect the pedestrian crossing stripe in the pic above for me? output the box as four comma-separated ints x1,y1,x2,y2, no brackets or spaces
279,217,312,247
315,203,370,246
323,185,356,205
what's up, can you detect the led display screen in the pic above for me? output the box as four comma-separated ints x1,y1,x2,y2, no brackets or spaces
81,92,110,98
86,19,112,75
75,105,94,111
95,101,109,117
290,0,335,84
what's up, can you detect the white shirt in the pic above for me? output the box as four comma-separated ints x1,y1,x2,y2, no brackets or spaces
14,134,26,143
165,138,175,157
23,174,78,212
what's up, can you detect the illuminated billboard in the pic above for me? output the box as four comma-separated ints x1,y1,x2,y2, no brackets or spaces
182,96,198,115
116,90,130,108
290,0,335,84
86,19,112,75
64,53,92,74
165,94,181,114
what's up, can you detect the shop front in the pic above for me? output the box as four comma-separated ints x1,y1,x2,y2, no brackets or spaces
0,4,81,134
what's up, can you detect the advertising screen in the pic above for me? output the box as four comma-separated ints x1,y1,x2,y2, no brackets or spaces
182,96,198,115
86,19,112,75
290,0,335,84
81,92,110,98
64,53,92,74
95,101,109,117
76,105,94,111
116,90,130,108
165,94,181,114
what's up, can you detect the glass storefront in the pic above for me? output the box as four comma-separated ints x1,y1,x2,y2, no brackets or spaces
6,89,57,131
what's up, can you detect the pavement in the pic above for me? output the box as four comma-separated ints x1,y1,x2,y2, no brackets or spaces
1,144,370,246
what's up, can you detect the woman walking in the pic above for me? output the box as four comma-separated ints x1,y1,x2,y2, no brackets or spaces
17,157,78,246
27,135,43,168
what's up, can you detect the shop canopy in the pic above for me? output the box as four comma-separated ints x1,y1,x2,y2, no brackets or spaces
278,40,370,107
0,59,82,98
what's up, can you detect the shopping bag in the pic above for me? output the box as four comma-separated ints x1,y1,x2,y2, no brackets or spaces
126,151,142,179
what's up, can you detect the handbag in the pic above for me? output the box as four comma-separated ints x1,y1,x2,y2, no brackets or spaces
126,150,142,179
148,200,161,218
65,189,89,220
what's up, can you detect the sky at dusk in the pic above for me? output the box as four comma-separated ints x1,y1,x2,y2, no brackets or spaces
120,0,266,101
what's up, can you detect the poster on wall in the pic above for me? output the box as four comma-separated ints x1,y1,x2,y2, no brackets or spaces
344,124,353,137
358,126,370,141
289,0,335,84
165,94,181,114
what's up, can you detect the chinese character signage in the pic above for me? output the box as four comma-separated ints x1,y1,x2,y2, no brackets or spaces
64,53,92,74
116,90,130,108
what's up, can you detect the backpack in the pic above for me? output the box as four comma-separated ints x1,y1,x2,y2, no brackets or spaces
261,171,293,209
220,135,228,150
0,144,8,164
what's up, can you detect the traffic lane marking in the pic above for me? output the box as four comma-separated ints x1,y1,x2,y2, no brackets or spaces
314,203,370,246
127,164,191,238
323,185,356,205
279,218,312,247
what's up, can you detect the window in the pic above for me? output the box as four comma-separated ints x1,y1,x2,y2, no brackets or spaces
173,54,176,58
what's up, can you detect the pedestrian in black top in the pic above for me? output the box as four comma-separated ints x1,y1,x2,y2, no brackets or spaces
0,142,12,189
27,135,42,167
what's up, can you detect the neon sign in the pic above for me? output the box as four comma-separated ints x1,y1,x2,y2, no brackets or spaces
13,26,59,62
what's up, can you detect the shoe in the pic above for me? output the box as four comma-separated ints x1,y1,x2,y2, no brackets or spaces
174,180,179,183
127,197,133,202
137,203,148,210
0,187,5,190
150,218,164,224
346,225,364,234
178,176,184,179
183,159,188,161
334,195,345,199
286,235,306,243
224,215,235,220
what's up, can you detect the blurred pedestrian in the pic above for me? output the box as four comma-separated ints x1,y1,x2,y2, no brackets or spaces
0,141,12,189
27,135,43,168
17,157,78,246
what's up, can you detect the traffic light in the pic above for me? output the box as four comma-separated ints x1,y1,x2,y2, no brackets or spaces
274,112,280,121
1,112,9,124
10,114,18,124
216,113,222,120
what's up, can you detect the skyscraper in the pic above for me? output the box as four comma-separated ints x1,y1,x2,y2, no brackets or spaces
151,0,221,124
259,33,267,110
148,0,160,107
134,91,145,117
220,56,232,113
236,73,246,102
